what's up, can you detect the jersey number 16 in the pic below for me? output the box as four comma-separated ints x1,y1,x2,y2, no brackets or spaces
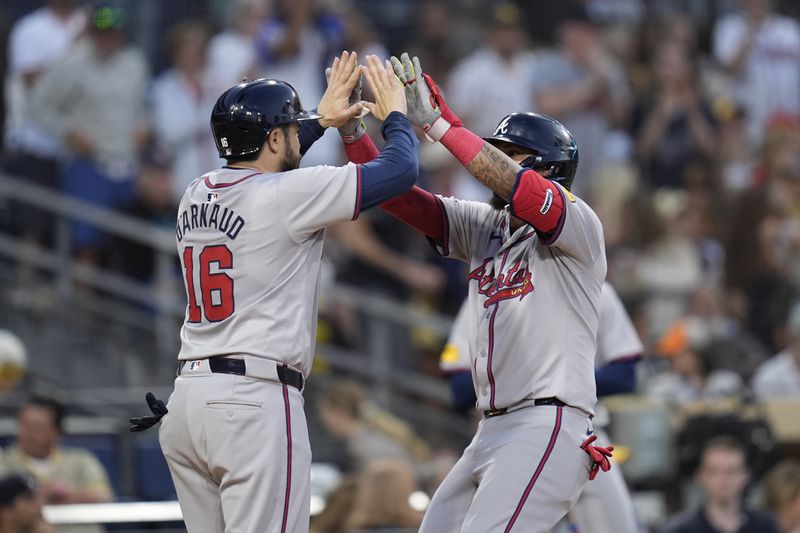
182,245,234,323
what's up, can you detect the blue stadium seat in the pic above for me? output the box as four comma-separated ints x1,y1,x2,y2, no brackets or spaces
133,435,176,500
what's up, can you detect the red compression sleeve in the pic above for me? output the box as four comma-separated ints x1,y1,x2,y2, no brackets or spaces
440,126,485,167
343,134,380,164
510,169,564,233
380,186,445,241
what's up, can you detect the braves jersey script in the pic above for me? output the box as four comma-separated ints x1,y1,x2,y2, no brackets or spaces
433,185,605,415
176,164,360,375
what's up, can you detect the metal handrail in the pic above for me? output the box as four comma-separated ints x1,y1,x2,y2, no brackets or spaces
0,172,456,332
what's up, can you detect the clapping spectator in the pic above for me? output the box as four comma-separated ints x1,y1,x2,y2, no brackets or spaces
632,42,717,189
29,4,149,271
532,12,631,193
663,436,779,533
151,19,222,201
713,0,800,143
751,302,800,399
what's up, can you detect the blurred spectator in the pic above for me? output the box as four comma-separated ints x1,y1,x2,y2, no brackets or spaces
713,0,800,143
207,0,266,86
110,150,178,282
151,19,222,201
644,320,744,407
446,2,535,136
751,302,800,399
0,474,52,533
763,460,800,533
344,459,422,531
318,380,429,474
405,0,469,82
531,13,631,194
724,120,800,350
631,42,717,189
253,0,343,165
718,106,757,193
310,477,357,533
0,397,112,507
339,7,387,61
3,0,86,275
0,331,26,395
663,436,779,533
30,4,149,270
633,190,705,336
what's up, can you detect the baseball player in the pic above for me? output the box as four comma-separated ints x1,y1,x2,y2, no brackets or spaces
129,52,420,533
441,282,643,533
336,52,612,532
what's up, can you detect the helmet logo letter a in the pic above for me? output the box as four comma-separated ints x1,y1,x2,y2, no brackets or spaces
495,116,511,135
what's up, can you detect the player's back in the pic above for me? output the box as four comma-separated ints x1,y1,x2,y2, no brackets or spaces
176,163,359,375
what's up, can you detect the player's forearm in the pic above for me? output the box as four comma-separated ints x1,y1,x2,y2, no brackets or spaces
357,112,419,211
343,133,380,164
298,116,326,155
438,126,519,201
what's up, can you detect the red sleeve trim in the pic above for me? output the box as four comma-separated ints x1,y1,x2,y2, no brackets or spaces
343,134,380,164
425,195,450,256
352,165,363,220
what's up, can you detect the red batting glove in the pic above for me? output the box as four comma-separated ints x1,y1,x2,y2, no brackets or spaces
422,73,462,128
581,435,614,481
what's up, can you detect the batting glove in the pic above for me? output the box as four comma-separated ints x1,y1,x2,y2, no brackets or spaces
326,67,366,143
581,435,614,480
389,53,460,141
129,392,168,432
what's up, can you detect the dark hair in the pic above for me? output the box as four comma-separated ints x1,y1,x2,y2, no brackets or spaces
225,124,292,164
701,435,747,461
23,396,65,433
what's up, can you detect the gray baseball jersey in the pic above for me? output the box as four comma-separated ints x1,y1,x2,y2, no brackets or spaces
432,185,606,415
176,164,360,375
441,281,641,373
595,282,643,368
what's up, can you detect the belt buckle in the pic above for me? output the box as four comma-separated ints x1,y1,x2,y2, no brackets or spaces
484,407,508,418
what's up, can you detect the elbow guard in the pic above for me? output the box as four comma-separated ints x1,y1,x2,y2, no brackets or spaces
509,169,564,233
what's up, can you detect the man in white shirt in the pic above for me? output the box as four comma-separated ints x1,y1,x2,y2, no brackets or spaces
3,0,86,255
752,303,800,399
713,0,800,142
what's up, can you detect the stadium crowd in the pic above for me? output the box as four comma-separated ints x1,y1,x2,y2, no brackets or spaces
0,0,799,531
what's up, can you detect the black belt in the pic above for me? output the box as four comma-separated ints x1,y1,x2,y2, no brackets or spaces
196,357,304,390
483,397,566,418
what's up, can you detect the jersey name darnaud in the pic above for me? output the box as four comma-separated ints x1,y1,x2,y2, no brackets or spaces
175,200,245,242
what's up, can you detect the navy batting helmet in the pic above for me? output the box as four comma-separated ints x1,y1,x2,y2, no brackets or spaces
484,112,579,190
210,79,322,159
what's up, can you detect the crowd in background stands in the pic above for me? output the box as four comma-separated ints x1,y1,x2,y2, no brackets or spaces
1,0,800,530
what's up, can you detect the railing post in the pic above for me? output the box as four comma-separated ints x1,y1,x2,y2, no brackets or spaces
367,316,392,407
55,215,72,300
154,249,176,376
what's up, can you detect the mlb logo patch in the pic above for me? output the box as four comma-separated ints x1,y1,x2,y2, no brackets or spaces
189,360,202,370
207,192,219,202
